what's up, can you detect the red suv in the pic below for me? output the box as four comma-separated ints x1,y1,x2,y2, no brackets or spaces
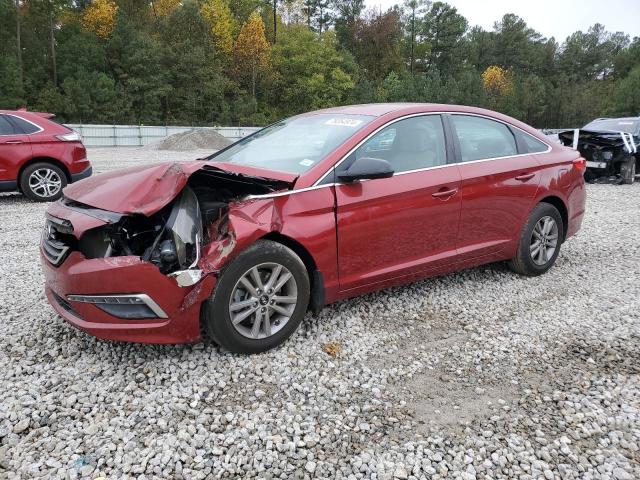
0,109,91,201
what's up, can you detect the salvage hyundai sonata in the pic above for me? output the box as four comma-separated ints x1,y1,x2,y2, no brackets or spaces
41,104,586,353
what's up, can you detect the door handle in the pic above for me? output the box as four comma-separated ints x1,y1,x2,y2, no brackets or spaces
432,187,458,198
515,173,535,181
4,140,24,144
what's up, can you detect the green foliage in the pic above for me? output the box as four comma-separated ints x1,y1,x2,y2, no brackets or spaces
421,2,467,78
0,55,25,108
270,26,355,115
610,66,640,116
1,0,639,128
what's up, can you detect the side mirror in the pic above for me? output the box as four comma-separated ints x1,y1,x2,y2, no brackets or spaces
337,157,394,183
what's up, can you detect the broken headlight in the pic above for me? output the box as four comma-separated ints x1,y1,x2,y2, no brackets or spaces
145,187,203,273
164,187,202,269
79,187,203,275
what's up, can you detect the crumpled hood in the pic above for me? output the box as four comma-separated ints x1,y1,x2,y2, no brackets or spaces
62,161,297,216
63,162,195,215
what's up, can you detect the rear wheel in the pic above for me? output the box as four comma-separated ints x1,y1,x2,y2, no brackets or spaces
20,162,67,201
620,156,636,184
509,202,564,276
203,240,310,353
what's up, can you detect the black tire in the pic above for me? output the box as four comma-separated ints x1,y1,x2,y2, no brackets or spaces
203,240,310,354
508,202,564,276
620,156,636,185
20,162,67,202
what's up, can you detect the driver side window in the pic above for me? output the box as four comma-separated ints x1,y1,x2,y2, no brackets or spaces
355,115,447,173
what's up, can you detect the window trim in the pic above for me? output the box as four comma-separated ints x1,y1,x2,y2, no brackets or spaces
247,111,552,200
2,113,44,136
313,111,551,186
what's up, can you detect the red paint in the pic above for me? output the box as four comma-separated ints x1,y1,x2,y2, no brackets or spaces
41,104,586,344
0,110,90,189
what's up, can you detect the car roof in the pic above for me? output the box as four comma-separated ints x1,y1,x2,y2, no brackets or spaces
310,102,525,120
0,109,55,120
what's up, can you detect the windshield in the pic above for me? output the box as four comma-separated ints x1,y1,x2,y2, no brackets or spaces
583,119,639,134
210,114,375,174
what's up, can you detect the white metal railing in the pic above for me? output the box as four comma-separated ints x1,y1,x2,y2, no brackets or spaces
64,124,261,147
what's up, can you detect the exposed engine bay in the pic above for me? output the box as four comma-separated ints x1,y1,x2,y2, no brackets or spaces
58,166,291,283
558,128,639,184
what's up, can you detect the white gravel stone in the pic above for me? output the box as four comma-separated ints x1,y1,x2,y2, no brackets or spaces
0,148,639,478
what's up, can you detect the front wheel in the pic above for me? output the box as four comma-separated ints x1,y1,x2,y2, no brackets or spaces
203,240,310,353
620,156,636,185
509,203,564,276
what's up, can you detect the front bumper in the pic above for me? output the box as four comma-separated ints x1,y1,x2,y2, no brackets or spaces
41,250,216,344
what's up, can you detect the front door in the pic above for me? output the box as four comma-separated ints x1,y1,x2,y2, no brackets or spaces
334,114,462,293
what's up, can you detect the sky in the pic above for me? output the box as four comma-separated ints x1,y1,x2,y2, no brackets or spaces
364,0,640,42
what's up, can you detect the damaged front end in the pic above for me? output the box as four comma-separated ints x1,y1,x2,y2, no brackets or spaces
70,187,204,286
41,161,294,342
558,129,638,183
59,164,292,284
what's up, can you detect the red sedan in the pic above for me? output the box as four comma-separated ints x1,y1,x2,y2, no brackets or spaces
0,109,91,201
40,104,586,353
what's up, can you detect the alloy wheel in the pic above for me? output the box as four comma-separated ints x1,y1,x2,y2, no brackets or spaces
530,216,558,266
229,262,298,339
28,168,62,198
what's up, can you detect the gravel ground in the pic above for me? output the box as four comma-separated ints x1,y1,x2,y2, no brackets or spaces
1,148,639,479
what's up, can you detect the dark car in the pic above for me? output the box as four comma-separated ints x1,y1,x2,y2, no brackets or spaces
0,109,92,201
40,103,586,353
558,117,639,184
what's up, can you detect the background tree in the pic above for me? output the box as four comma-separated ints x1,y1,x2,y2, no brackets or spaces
200,0,234,55
234,12,270,103
352,9,403,81
421,1,467,79
81,0,117,38
334,0,364,53
402,0,428,75
1,0,639,128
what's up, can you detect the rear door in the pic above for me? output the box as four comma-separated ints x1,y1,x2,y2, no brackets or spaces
0,114,32,184
334,114,462,293
448,114,542,261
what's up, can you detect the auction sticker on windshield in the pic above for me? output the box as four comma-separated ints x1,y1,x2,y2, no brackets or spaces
325,118,363,127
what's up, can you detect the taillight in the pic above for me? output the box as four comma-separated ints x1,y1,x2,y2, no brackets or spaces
55,131,82,142
573,157,586,172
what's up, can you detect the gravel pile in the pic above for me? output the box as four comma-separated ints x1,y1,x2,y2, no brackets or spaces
144,129,232,151
1,148,639,479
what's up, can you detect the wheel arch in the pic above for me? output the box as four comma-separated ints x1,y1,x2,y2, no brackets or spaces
18,157,71,188
260,231,324,313
538,195,568,242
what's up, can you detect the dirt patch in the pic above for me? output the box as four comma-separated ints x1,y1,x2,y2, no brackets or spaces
144,129,232,151
405,371,520,434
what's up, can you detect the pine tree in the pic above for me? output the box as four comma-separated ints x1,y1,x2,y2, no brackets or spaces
235,11,270,102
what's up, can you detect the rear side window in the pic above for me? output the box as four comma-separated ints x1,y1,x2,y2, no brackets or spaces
513,129,549,153
451,115,517,162
0,115,15,135
9,115,41,134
